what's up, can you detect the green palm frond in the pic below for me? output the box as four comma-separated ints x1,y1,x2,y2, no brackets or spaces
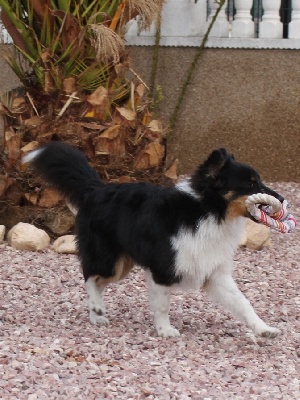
2,53,28,86
0,0,162,95
76,60,111,92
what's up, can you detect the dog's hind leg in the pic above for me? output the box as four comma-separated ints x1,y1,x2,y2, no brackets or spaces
203,264,281,338
85,256,134,325
145,270,180,338
85,276,110,325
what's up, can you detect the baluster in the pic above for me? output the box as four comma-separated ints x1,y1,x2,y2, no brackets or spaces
231,0,255,38
289,0,300,38
208,0,229,37
259,0,282,38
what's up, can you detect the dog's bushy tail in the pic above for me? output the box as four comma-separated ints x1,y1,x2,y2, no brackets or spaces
22,141,103,207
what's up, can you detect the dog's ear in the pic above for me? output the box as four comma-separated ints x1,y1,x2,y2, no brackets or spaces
191,148,232,190
201,148,230,178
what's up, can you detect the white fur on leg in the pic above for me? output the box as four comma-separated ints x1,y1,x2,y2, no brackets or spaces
85,276,109,325
204,265,281,338
145,271,180,337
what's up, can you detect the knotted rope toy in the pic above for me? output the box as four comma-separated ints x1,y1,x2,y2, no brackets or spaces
245,193,296,233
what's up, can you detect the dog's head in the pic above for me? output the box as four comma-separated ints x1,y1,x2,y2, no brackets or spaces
191,148,284,220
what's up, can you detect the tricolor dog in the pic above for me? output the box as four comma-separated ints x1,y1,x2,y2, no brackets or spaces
23,142,284,338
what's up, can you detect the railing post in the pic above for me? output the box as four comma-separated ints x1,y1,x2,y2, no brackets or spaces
231,0,255,38
289,0,300,38
259,0,282,38
208,0,229,37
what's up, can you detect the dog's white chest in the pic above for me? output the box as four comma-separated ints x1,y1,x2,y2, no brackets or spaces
171,216,245,290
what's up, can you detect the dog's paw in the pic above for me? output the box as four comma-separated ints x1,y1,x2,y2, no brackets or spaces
255,325,281,338
89,309,109,325
260,327,281,338
156,325,180,338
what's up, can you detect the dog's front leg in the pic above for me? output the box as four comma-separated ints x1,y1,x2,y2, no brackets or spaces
145,270,180,337
204,266,280,338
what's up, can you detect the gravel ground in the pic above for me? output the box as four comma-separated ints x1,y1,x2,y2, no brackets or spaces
0,182,299,400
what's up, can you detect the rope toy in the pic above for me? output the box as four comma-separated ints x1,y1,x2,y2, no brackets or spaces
245,193,296,233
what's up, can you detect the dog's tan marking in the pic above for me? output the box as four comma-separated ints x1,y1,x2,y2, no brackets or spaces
224,191,234,200
95,255,134,285
226,195,250,220
202,277,210,290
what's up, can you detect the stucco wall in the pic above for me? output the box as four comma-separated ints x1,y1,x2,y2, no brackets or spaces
1,45,300,181
0,45,21,95
0,45,21,137
128,47,300,182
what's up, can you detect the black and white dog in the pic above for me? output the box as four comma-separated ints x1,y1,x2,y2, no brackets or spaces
23,142,284,338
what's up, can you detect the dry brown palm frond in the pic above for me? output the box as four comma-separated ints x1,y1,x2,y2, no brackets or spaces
126,0,164,31
89,24,125,64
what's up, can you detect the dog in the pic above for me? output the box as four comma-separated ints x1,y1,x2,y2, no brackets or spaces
23,142,284,338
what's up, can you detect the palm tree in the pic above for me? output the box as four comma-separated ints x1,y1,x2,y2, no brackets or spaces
0,0,167,235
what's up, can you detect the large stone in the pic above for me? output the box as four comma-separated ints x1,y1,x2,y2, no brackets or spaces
241,219,271,250
52,235,77,254
7,222,50,251
0,225,5,243
46,211,75,235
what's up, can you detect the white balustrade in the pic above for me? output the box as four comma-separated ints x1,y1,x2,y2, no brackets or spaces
160,0,207,38
125,0,207,46
289,0,300,39
208,0,229,38
259,0,282,39
231,0,255,38
111,0,299,44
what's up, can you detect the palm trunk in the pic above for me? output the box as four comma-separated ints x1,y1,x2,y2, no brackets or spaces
0,9,28,54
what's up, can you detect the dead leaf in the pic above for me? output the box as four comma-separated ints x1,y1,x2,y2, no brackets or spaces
136,83,145,98
147,120,163,132
0,175,14,196
38,187,62,208
87,86,109,107
10,97,26,114
98,125,120,140
37,132,54,140
142,111,151,126
133,126,145,145
134,142,165,170
24,116,42,128
41,50,51,63
165,159,179,180
95,125,125,158
110,175,135,183
114,63,127,74
21,141,39,154
145,120,166,142
78,122,107,131
116,107,136,121
24,192,39,205
5,128,21,163
63,77,76,94
85,87,111,120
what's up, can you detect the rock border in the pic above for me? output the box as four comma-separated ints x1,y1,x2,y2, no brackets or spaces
1,221,270,253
